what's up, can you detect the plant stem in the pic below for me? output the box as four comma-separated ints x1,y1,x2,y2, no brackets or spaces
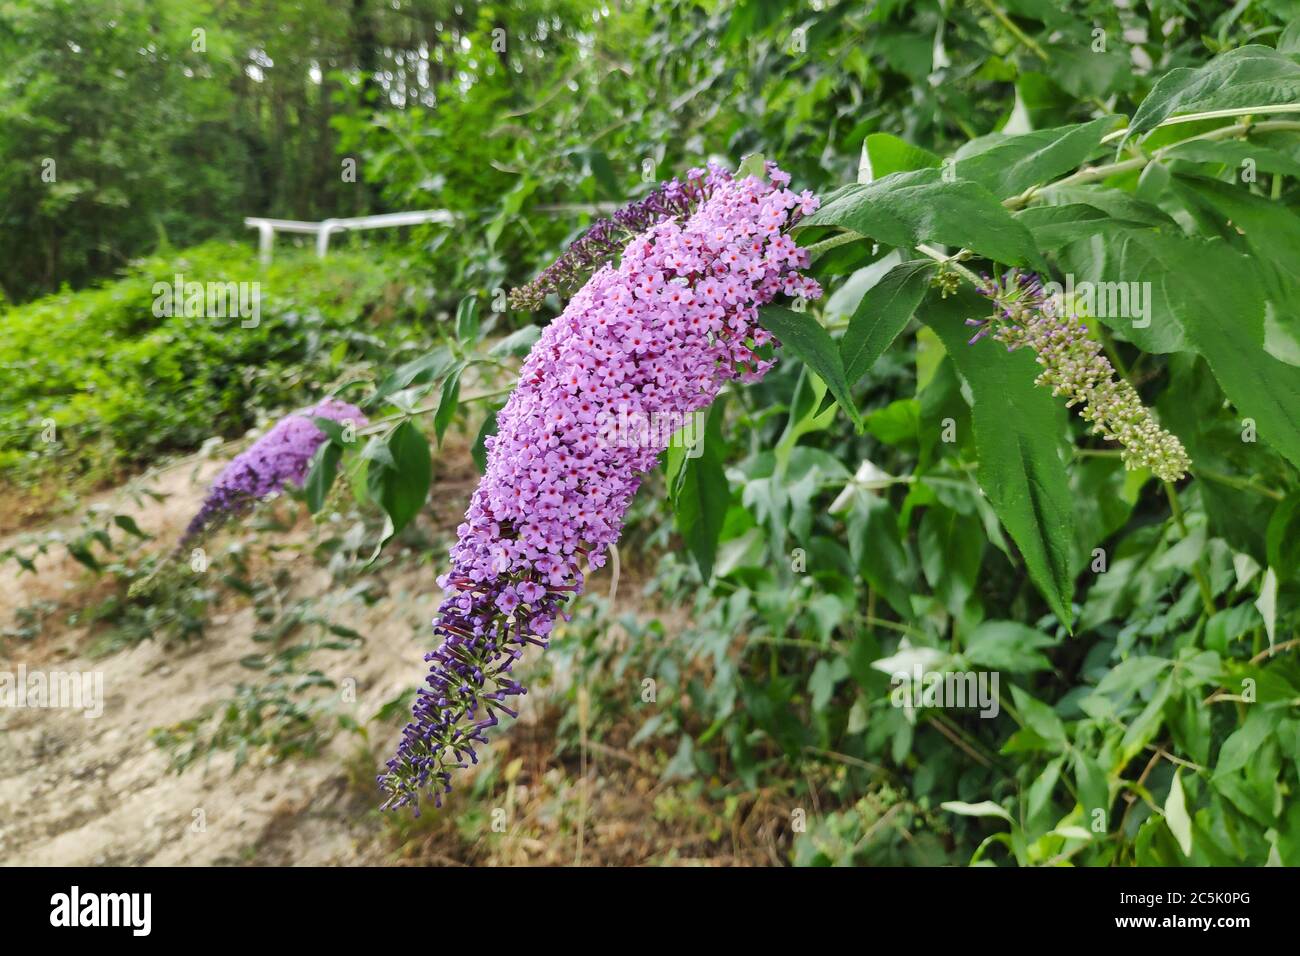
1250,638,1300,665
1009,119,1300,209
914,243,982,284
1190,466,1285,501
359,387,513,436
1100,106,1300,145
976,0,1048,61
804,229,866,259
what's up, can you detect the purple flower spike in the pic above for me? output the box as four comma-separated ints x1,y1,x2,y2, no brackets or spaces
182,398,366,544
380,163,822,812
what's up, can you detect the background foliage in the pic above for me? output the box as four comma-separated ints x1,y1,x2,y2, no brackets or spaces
3,0,1299,866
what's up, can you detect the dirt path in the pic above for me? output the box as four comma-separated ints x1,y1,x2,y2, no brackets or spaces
0,448,458,865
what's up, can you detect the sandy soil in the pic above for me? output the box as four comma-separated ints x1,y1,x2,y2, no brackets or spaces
0,447,463,866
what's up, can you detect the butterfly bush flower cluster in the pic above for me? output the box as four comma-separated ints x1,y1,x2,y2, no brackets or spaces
182,398,366,544
508,168,802,312
970,270,1190,482
380,162,821,812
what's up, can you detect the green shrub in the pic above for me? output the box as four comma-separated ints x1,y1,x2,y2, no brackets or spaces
0,241,431,502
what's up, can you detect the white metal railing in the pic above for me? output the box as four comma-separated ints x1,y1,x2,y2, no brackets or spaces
244,210,454,263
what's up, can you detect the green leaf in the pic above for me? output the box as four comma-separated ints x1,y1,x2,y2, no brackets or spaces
1164,138,1300,180
1051,232,1189,354
371,420,431,538
847,493,913,618
472,407,499,474
1126,45,1300,142
1130,233,1300,468
758,305,862,429
921,291,1076,628
661,734,697,782
455,294,480,341
963,621,1056,674
489,325,541,357
858,133,941,182
66,541,102,572
1010,685,1068,747
311,416,347,444
112,514,153,540
1026,755,1066,837
737,152,767,180
433,365,463,446
954,117,1121,200
1014,203,1151,247
1266,493,1300,579
1119,676,1173,767
866,398,920,446
941,800,1013,823
304,441,341,514
673,401,730,580
1046,185,1178,227
1073,751,1111,826
840,260,934,385
1164,769,1194,857
371,346,455,404
1096,656,1171,701
809,657,849,711
1044,42,1134,101
577,148,619,197
1170,173,1300,286
918,504,983,617
1256,568,1278,649
798,169,1045,268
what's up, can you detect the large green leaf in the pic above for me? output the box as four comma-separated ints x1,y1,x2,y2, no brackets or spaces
921,292,1076,628
1129,233,1300,469
433,365,463,446
797,169,1045,268
841,260,934,385
858,132,941,182
304,441,341,514
1043,185,1179,229
1010,685,1068,747
1126,45,1300,142
455,294,480,341
847,492,914,618
370,420,432,538
1169,173,1300,287
1014,203,1152,248
759,305,863,428
963,621,1056,674
471,407,499,474
369,346,455,406
489,325,542,358
1164,138,1300,180
918,503,983,618
1053,231,1190,355
954,116,1120,200
672,400,730,581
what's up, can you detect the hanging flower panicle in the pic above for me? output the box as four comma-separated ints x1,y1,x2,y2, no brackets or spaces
380,162,821,813
970,270,1190,482
181,398,366,544
508,165,819,311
